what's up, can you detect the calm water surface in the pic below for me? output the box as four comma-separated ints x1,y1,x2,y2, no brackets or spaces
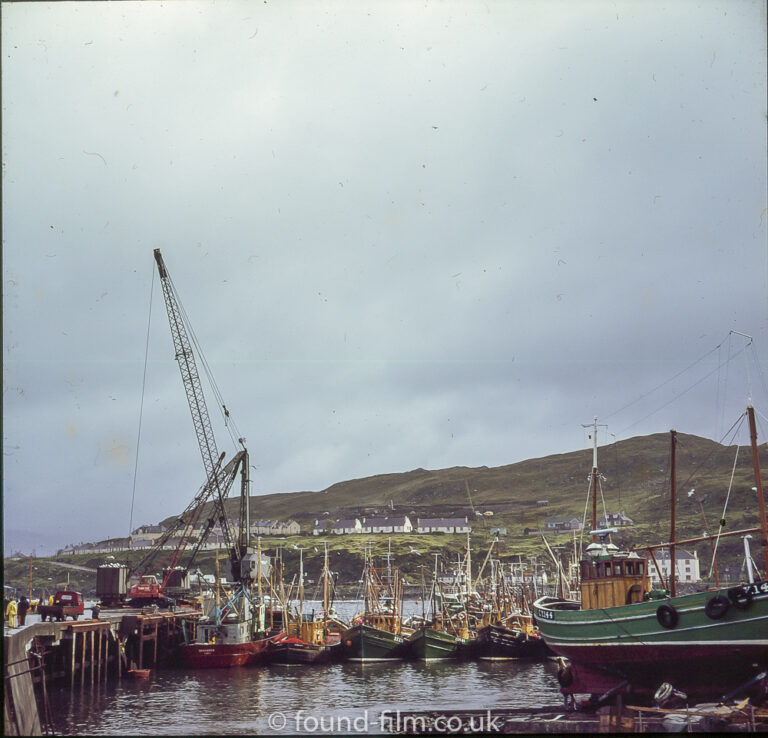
49,660,563,735
46,600,563,735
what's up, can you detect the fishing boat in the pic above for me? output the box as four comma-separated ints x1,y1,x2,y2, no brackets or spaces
403,553,471,660
470,551,551,660
534,408,768,703
177,543,287,668
269,544,346,664
341,548,412,661
177,583,285,668
472,616,549,660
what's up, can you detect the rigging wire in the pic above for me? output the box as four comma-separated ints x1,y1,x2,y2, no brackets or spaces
165,270,245,452
128,266,156,542
602,337,728,421
709,413,747,577
614,342,750,438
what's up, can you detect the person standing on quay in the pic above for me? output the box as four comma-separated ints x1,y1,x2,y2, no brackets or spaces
18,596,29,626
6,597,18,629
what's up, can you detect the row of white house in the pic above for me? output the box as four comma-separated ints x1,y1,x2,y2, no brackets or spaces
313,516,472,535
130,519,301,541
59,532,251,555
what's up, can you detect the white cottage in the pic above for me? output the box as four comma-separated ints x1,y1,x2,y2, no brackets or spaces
416,517,471,534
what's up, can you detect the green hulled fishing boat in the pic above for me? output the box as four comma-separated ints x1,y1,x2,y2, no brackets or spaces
405,626,468,660
341,621,408,661
534,407,768,703
341,548,412,661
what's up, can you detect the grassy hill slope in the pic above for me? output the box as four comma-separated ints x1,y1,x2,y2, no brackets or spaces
176,431,765,542
6,431,765,596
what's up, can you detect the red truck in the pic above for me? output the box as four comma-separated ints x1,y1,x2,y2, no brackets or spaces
38,590,85,621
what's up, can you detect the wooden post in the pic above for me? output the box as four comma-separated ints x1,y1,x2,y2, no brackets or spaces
90,630,95,686
153,621,159,665
80,630,86,687
70,632,76,688
97,629,102,683
117,634,122,679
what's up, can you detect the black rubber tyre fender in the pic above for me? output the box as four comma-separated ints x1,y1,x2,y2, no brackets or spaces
704,594,730,620
656,603,678,629
728,586,753,610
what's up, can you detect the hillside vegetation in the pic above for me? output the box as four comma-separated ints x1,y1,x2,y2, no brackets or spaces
167,431,765,546
5,431,766,595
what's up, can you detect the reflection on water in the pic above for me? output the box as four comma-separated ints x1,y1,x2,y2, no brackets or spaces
49,659,563,735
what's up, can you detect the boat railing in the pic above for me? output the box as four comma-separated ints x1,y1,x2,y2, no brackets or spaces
534,596,580,611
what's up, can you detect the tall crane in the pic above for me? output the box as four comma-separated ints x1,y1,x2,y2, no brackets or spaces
128,251,254,599
152,249,253,575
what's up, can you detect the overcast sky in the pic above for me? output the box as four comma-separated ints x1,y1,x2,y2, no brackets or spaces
3,1,767,557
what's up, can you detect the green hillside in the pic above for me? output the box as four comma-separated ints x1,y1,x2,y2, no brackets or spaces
174,431,765,545
5,431,766,596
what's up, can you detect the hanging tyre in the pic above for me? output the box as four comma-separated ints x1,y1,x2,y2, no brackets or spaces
704,594,730,619
728,586,753,610
656,603,678,628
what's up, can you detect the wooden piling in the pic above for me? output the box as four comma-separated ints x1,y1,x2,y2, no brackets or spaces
97,630,102,683
80,630,85,687
69,633,76,688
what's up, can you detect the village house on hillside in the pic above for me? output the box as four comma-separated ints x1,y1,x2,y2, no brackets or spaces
250,519,301,536
130,524,167,541
416,517,471,534
648,547,701,586
126,538,154,550
360,516,413,534
598,511,634,527
312,520,329,536
545,517,582,532
332,518,362,535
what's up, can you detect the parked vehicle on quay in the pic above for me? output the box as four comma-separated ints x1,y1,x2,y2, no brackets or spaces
38,590,85,621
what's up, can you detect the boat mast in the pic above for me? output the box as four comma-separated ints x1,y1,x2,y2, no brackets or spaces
669,430,677,597
465,532,472,603
747,405,768,576
298,547,304,624
582,417,606,542
323,542,329,631
256,536,262,601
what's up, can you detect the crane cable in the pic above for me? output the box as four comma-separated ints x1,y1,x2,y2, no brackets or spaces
129,265,156,543
164,271,245,451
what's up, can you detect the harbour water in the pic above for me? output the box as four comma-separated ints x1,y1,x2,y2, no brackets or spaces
43,599,564,735
48,659,564,735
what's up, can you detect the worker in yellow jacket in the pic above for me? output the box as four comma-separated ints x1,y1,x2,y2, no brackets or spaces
6,598,18,629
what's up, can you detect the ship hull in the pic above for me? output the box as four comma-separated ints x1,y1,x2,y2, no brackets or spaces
176,632,284,668
534,580,768,700
406,627,465,660
269,637,342,665
341,623,408,661
472,624,551,660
